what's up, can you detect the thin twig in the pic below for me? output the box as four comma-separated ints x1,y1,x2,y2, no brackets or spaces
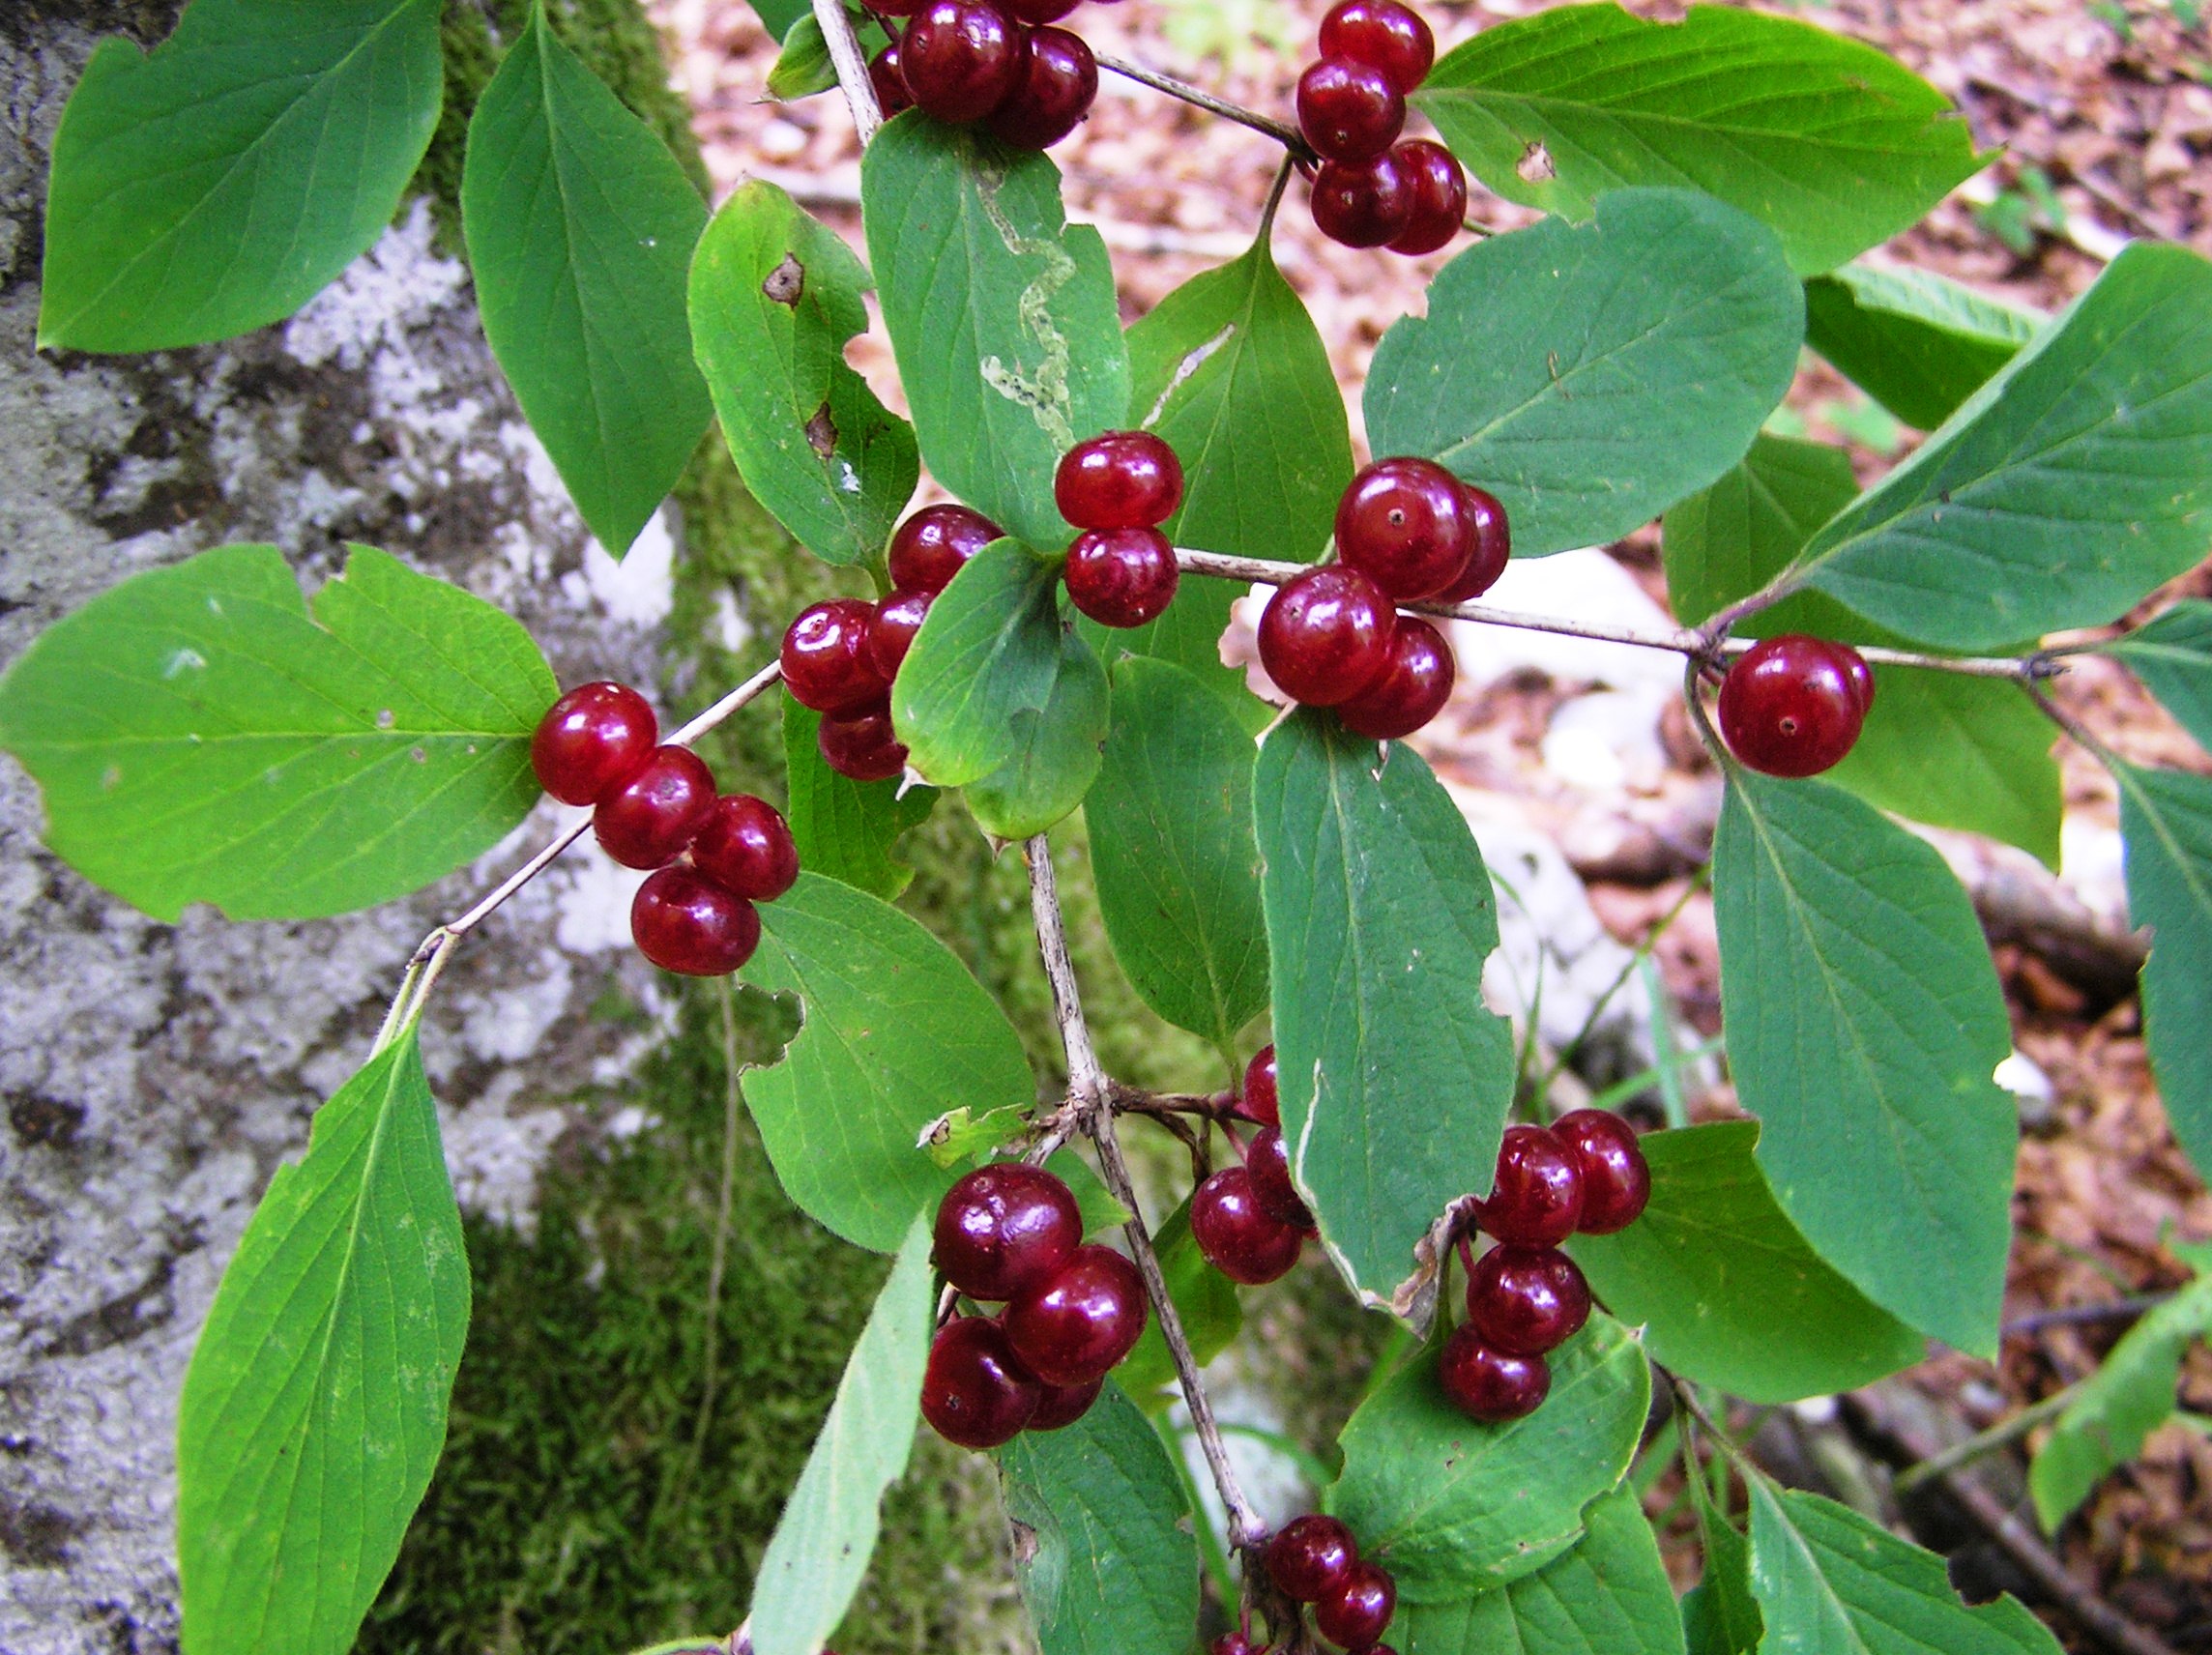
810,0,884,145
1891,1384,2080,1496
1094,51,1315,159
687,976,748,1468
2004,1294,2169,1339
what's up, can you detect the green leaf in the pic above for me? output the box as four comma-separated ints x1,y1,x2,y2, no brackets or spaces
1117,1196,1243,1402
0,543,554,922
1746,1482,2062,1655
1689,1476,1762,1655
177,1029,469,1655
1713,771,2016,1356
996,1381,1201,1655
964,623,1111,840
919,1104,1029,1169
745,0,812,38
1804,263,2042,431
1076,580,1260,732
37,0,443,352
1048,1147,1133,1236
1415,3,1982,276
1365,189,1803,558
1089,658,1268,1049
690,181,917,566
1327,1314,1651,1600
739,873,1037,1251
2105,601,2212,754
748,1215,934,1655
1392,1487,1685,1655
1662,434,1868,635
764,10,889,100
1567,1122,1924,1405
781,702,938,901
1798,244,2212,652
1254,713,1516,1309
862,116,1131,551
2114,763,2212,1180
461,7,713,558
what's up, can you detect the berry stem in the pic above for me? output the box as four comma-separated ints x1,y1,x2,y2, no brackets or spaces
1093,51,1317,160
811,0,887,144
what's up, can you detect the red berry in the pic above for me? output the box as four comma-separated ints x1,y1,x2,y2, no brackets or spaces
1387,139,1466,256
1843,649,1877,716
1296,57,1405,163
1466,1244,1590,1357
1481,1124,1585,1247
1190,1167,1305,1286
1438,1324,1550,1422
870,41,915,116
889,504,1002,595
1257,566,1397,706
1246,1125,1314,1231
533,682,658,805
935,1163,1083,1302
817,702,909,781
1006,0,1079,17
1551,1109,1651,1234
987,26,1097,150
900,0,1022,123
1064,528,1179,628
689,794,800,902
1433,484,1509,603
595,745,717,869
630,866,761,975
1209,1638,1261,1655
1027,1375,1103,1431
1316,1560,1396,1649
1338,616,1455,741
1310,152,1414,248
1266,1514,1356,1602
1056,431,1184,531
1004,1244,1149,1386
921,1315,1040,1449
870,590,932,680
1240,1044,1279,1127
1336,457,1476,601
782,599,889,715
1716,635,1870,777
1319,0,1434,95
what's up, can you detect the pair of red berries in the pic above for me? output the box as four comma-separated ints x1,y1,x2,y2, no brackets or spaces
1265,1513,1397,1650
1439,1113,1650,1423
1256,458,1508,740
868,0,1101,151
1190,1047,1318,1285
921,1163,1150,1449
1716,633,1875,778
532,682,800,975
1057,429,1185,627
1297,2,1466,253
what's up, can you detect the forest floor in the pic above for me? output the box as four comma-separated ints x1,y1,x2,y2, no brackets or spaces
641,0,2212,1646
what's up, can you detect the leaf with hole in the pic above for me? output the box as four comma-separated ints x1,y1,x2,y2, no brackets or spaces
1804,263,2041,430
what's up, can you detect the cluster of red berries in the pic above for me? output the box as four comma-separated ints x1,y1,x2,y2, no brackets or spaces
1250,1513,1397,1652
920,1162,1150,1448
1716,633,1875,778
867,0,1108,151
531,683,800,974
1189,1047,1320,1285
1056,429,1185,627
1257,457,1507,740
1439,1113,1650,1423
1295,1,1465,253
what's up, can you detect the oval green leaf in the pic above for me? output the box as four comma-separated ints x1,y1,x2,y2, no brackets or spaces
1804,263,2041,432
963,624,1110,840
2114,762,2212,1183
2105,601,2212,755
781,702,938,901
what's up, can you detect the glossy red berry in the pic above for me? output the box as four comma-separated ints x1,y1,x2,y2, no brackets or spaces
900,0,1023,124
1209,1637,1261,1655
1843,649,1877,716
689,795,800,902
870,41,915,116
1004,1244,1149,1386
1467,1244,1590,1357
1336,457,1476,601
1338,616,1455,741
1481,1124,1585,1247
1028,1375,1104,1431
1319,0,1434,95
782,599,888,715
888,504,1002,595
921,1315,1040,1449
988,26,1097,150
1433,484,1510,602
1056,431,1184,531
1258,566,1397,706
1065,528,1179,628
1246,1125,1314,1231
1316,1560,1396,1649
1438,1323,1550,1422
533,682,658,805
817,702,909,782
1310,153,1414,248
1715,634,1871,778
1190,1167,1305,1286
630,866,761,975
1387,139,1467,256
1266,1514,1357,1602
1240,1044,1279,1127
870,590,932,680
595,745,717,869
1551,1109,1651,1234
935,1163,1084,1302
1296,57,1405,163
